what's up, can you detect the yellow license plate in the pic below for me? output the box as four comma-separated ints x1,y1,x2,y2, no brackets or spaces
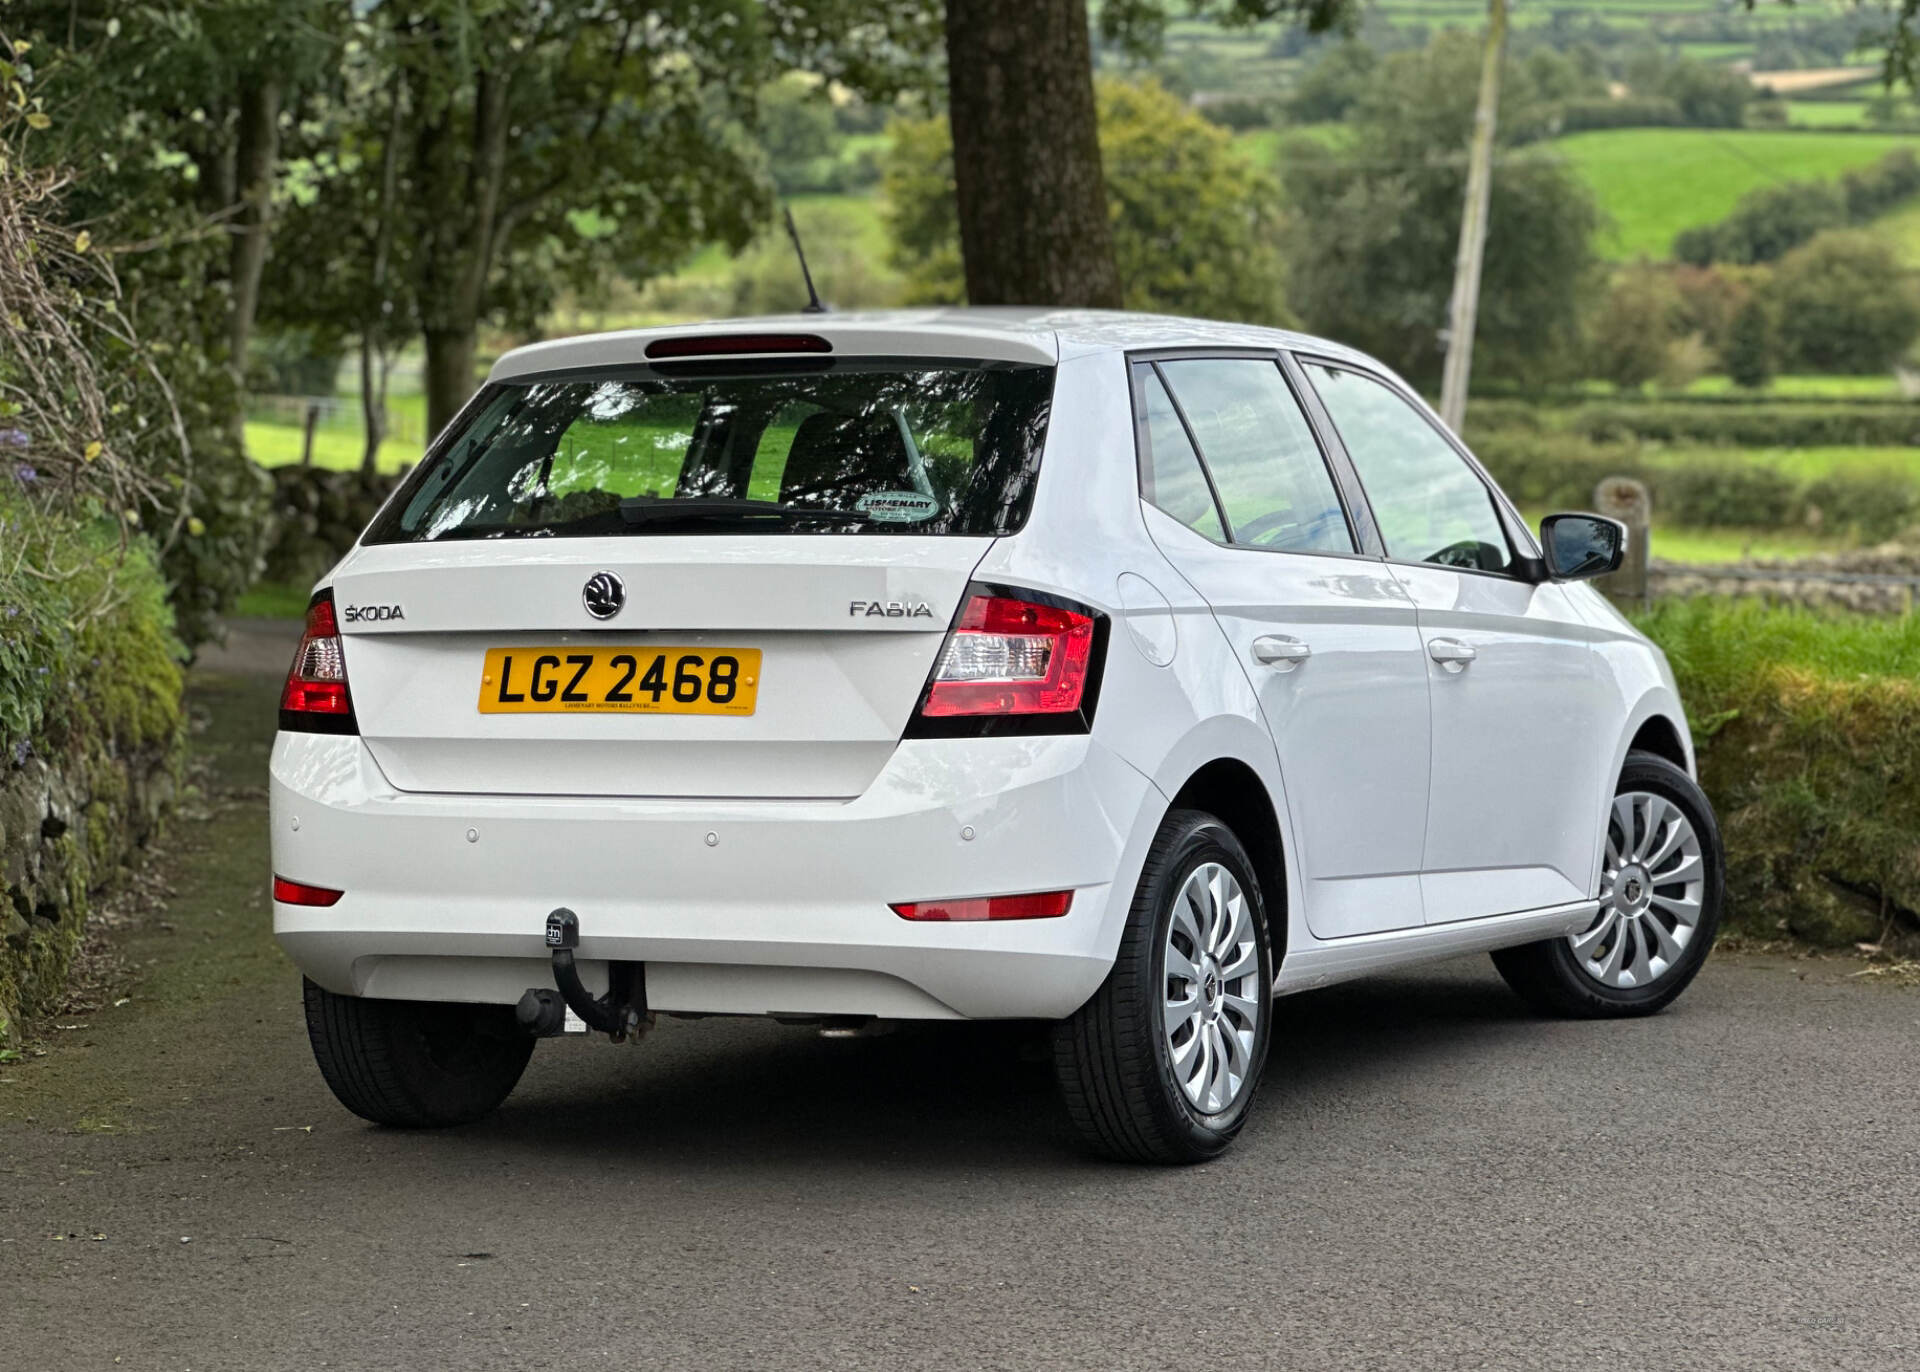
478,646,761,716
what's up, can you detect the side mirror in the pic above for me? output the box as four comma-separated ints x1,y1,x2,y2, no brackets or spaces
1539,513,1626,581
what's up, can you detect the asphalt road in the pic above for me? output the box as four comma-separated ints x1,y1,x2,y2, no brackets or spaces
4,627,1918,1372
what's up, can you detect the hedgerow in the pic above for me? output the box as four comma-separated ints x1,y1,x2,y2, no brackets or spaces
1638,599,1920,950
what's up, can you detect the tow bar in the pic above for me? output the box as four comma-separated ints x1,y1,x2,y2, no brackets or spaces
515,907,649,1042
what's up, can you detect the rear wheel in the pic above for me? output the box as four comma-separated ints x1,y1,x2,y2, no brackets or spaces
303,978,535,1127
1053,809,1274,1164
1491,751,1725,1018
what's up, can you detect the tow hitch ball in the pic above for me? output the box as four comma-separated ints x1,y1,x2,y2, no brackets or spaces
515,907,648,1042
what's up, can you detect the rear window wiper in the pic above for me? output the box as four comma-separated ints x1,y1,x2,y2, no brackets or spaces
617,496,872,526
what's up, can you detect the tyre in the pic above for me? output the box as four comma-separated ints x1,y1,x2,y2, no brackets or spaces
302,978,535,1127
1053,809,1275,1164
1492,750,1725,1019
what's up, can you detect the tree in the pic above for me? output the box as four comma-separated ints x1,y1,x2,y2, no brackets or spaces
1763,230,1920,374
1724,295,1777,390
1589,264,1682,392
884,79,1288,324
1674,181,1848,267
351,1,937,436
943,0,1122,308
1284,40,1377,123
1279,30,1601,390
11,1,341,381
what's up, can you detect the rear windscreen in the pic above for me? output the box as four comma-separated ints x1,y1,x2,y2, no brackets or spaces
365,359,1055,542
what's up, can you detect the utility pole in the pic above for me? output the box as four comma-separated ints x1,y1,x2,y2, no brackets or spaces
1438,0,1509,435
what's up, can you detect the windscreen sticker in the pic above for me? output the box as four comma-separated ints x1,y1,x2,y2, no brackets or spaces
856,490,941,523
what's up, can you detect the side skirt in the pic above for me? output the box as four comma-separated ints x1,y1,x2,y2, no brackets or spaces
1273,900,1598,997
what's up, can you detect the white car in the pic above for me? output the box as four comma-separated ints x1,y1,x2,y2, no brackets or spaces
273,310,1724,1163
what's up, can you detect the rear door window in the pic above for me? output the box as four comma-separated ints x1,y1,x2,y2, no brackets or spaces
1151,358,1354,555
1137,368,1226,541
369,361,1054,542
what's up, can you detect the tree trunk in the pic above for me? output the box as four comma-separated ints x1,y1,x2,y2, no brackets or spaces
944,0,1123,308
1437,0,1508,435
228,75,283,368
415,64,513,437
361,85,405,476
358,336,388,476
424,328,479,440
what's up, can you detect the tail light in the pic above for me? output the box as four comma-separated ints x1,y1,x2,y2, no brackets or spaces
273,876,344,907
891,891,1073,922
907,587,1104,736
280,591,358,734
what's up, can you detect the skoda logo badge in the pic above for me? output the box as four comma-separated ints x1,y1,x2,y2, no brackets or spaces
582,571,625,620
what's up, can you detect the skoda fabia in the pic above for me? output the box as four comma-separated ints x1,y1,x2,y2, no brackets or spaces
273,310,1724,1163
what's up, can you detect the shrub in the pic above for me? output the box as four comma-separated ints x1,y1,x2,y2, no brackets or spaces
1588,264,1683,392
1678,180,1848,267
1558,97,1683,132
1762,230,1920,374
1635,599,1920,949
1563,404,1920,448
1723,295,1778,390
1198,96,1276,131
1471,432,1647,511
1797,469,1920,541
1658,461,1797,528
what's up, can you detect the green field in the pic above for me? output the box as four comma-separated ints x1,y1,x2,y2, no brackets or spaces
1552,129,1920,258
1877,194,1920,267
1782,99,1871,128
1646,444,1920,483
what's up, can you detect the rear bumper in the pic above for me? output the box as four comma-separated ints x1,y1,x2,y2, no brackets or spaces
270,731,1156,1020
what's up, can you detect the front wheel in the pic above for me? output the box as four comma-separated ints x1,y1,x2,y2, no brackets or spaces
303,979,535,1127
1492,750,1725,1018
1053,809,1274,1164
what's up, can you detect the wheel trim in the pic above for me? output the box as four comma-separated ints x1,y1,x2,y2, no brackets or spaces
1163,862,1260,1114
1572,790,1705,990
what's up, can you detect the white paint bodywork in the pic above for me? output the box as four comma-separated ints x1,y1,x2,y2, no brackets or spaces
271,310,1691,1020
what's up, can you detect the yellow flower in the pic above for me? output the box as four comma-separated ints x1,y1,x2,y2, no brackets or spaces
83,441,102,462
74,231,91,254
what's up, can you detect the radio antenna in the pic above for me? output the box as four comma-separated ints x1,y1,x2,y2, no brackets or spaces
784,206,828,314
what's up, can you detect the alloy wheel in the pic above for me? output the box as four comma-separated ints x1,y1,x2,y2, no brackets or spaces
1571,790,1705,989
1162,862,1262,1114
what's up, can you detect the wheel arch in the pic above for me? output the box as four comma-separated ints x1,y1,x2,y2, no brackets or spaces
1583,688,1696,897
1164,757,1289,969
1627,712,1690,774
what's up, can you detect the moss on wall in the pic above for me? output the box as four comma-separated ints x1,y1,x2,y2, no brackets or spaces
1,494,183,1044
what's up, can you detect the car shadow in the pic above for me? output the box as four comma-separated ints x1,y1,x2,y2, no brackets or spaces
453,961,1538,1172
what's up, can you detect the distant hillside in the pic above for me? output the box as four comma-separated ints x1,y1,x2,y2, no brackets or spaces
1552,129,1920,258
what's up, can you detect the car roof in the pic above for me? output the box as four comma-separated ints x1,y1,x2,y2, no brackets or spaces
488,308,1378,380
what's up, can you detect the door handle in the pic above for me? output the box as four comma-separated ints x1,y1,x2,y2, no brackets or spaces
1428,637,1477,672
1252,635,1312,669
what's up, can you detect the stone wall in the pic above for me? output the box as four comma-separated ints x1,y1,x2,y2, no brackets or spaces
1,734,179,1042
264,466,406,590
1651,542,1920,615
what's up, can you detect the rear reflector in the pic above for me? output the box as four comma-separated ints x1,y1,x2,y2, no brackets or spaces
280,592,357,734
273,876,344,907
644,333,831,359
891,891,1073,922
919,592,1096,718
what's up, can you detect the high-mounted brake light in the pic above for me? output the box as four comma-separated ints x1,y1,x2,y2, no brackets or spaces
643,333,831,359
918,591,1097,720
891,891,1073,922
279,592,358,734
273,876,344,907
